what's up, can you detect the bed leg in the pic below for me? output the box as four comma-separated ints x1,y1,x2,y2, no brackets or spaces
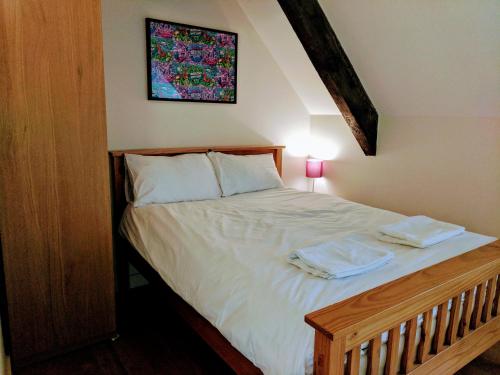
313,330,345,375
115,239,130,331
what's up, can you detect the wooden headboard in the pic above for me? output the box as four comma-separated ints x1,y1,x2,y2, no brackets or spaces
108,145,284,228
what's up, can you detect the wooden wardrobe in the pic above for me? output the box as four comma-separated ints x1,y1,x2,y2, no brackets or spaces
0,0,115,367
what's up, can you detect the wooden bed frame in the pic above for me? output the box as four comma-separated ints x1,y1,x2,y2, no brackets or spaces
109,145,499,375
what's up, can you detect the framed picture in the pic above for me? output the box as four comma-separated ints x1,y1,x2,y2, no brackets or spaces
146,18,238,104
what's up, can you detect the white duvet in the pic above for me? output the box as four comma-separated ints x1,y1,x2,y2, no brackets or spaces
120,188,495,375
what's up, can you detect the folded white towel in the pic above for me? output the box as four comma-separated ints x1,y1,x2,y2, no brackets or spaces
288,238,394,279
378,215,465,248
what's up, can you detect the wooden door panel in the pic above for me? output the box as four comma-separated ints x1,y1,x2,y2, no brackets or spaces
0,0,115,363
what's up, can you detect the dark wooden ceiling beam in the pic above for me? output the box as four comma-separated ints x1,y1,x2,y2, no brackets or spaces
277,0,378,155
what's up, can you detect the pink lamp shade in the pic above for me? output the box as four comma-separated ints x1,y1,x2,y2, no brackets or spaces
306,159,324,178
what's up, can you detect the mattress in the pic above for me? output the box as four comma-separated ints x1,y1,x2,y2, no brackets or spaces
120,188,495,374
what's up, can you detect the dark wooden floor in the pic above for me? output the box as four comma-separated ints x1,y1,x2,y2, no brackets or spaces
16,286,233,375
15,286,499,375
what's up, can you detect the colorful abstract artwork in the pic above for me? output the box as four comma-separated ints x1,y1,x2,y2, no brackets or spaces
146,18,237,103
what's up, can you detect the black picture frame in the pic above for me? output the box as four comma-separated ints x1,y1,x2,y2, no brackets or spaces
146,18,238,104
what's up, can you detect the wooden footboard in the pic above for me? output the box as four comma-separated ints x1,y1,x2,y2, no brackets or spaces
306,240,500,375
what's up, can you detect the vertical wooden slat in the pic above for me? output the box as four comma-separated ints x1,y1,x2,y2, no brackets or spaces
384,326,400,375
367,335,381,375
314,330,345,375
432,303,447,354
345,346,360,375
491,276,499,317
471,282,486,329
445,296,461,345
458,289,474,337
416,310,432,363
482,278,495,323
401,317,417,373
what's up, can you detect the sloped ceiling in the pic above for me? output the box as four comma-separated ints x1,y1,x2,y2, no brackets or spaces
237,0,340,115
318,0,500,117
239,0,499,119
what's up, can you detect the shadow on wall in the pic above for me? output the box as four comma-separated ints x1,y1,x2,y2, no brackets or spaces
310,115,500,237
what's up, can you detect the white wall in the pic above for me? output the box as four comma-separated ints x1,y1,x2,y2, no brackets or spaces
102,0,310,189
312,115,500,237
318,0,500,118
306,1,500,237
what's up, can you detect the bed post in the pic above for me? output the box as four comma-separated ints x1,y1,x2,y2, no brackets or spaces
109,153,130,331
314,331,345,375
274,147,283,177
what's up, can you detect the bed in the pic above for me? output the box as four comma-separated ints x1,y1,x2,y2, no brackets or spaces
109,146,499,375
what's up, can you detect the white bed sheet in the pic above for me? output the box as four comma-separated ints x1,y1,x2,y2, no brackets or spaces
120,188,495,375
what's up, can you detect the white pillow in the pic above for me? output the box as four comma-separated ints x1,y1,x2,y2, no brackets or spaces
207,152,283,196
125,153,221,207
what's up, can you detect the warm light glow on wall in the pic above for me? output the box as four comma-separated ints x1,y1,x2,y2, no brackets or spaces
285,131,312,157
309,136,339,160
286,133,339,160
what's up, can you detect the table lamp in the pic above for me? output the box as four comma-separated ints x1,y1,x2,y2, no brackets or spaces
306,158,324,192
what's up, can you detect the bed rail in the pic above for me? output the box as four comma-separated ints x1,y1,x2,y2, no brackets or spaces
306,240,500,375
